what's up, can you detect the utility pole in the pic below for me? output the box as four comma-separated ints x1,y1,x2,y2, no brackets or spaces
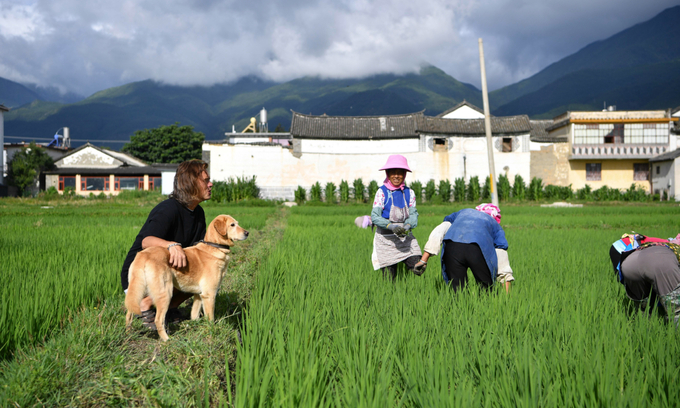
478,38,498,206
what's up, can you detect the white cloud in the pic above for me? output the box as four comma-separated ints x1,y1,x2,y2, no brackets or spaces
0,0,677,96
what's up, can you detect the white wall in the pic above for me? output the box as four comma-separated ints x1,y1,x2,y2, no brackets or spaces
162,171,176,195
204,136,531,200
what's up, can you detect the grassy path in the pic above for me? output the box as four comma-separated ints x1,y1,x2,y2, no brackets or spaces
1,206,287,407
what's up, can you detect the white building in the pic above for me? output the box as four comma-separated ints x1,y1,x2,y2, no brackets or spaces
648,106,680,199
204,102,534,200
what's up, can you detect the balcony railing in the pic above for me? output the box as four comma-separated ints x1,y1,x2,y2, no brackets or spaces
571,144,667,159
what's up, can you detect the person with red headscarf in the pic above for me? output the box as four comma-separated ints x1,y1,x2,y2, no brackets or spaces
370,155,422,281
416,203,514,292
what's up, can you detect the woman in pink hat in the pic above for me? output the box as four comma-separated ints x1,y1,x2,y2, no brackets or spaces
370,155,423,281
416,203,514,292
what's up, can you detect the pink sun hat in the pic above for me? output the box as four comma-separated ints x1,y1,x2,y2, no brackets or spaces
379,155,412,172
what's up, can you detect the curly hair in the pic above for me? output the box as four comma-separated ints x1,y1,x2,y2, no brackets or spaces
170,159,208,207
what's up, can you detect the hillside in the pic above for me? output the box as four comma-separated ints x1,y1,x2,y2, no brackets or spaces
490,5,680,111
0,77,42,108
4,66,482,149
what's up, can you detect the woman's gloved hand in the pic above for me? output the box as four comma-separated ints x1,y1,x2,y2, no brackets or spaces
413,259,427,276
387,223,406,235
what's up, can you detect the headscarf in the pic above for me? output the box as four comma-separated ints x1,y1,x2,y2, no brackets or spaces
475,203,501,224
383,176,405,191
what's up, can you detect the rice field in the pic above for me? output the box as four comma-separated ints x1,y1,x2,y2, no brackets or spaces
0,201,275,358
235,205,680,407
2,201,680,406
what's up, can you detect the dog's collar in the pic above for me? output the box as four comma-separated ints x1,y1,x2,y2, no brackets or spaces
199,240,230,250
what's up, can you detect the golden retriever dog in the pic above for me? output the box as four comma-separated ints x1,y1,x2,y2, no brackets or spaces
125,214,248,341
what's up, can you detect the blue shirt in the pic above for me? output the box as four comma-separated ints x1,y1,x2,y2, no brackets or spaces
442,208,508,281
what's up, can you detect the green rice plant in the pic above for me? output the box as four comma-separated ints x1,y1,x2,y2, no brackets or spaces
453,177,465,202
294,185,307,205
352,178,366,203
235,205,680,406
409,180,423,202
528,177,544,201
425,179,437,202
339,180,350,203
324,182,337,204
467,176,481,202
512,174,526,200
310,182,322,202
438,179,452,202
497,173,511,201
367,180,379,202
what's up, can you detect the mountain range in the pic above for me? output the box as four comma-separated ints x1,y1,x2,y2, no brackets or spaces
2,5,679,149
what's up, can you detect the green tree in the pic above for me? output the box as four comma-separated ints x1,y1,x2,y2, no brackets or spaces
7,142,54,197
121,123,204,163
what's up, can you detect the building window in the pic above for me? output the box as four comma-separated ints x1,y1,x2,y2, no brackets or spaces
634,163,649,181
574,122,669,145
58,176,76,191
433,138,448,152
150,177,162,191
81,177,107,191
586,163,601,181
116,177,139,191
502,138,513,152
656,166,660,175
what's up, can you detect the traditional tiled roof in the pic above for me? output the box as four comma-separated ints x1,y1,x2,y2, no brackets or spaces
649,148,680,163
530,120,566,143
436,100,485,118
45,166,161,176
290,111,421,139
55,142,148,167
416,115,531,136
0,104,9,112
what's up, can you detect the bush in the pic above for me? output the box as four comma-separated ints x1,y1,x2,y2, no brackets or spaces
512,175,526,201
497,174,511,201
339,180,350,203
576,185,592,201
211,176,260,203
528,177,544,201
624,183,648,202
353,178,366,202
310,182,322,202
438,179,452,202
410,181,423,202
593,185,622,201
367,180,379,203
467,176,481,202
324,182,337,204
425,179,437,202
294,186,306,205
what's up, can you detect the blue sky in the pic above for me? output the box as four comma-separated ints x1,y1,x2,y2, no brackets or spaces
1,0,678,97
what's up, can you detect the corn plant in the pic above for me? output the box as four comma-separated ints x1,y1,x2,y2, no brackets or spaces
367,180,379,202
467,176,481,202
438,179,452,202
425,179,437,202
409,180,423,202
294,185,307,205
513,174,526,200
497,174,511,201
353,178,366,203
310,182,322,202
453,177,465,202
528,177,544,201
339,180,350,203
324,182,337,204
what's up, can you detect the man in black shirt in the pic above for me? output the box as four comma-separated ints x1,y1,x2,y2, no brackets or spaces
121,160,213,328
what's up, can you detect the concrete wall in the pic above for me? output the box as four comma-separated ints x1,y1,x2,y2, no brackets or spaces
530,142,570,186
204,135,531,200
650,160,674,197
569,159,651,191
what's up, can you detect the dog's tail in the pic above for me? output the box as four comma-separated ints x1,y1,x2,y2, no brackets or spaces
124,256,147,317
